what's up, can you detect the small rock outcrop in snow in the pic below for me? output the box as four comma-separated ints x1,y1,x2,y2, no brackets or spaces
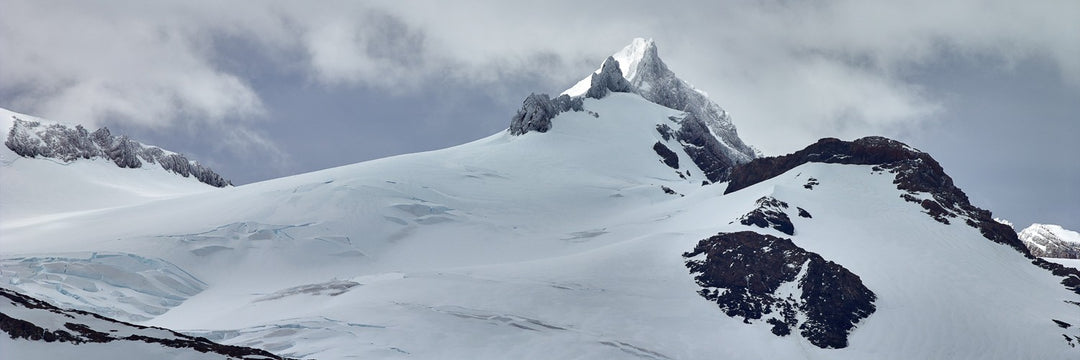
739,196,795,235
1020,224,1080,259
684,231,877,349
5,117,231,187
508,93,584,135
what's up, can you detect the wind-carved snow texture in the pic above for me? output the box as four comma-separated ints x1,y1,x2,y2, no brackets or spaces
683,231,877,349
4,117,230,187
160,221,356,256
1020,224,1080,259
725,136,1080,295
507,93,584,135
186,317,388,357
738,196,795,235
0,288,291,359
254,280,361,302
0,253,207,322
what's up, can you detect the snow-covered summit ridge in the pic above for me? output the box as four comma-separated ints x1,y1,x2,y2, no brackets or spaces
1021,224,1080,259
509,39,756,183
2,107,230,187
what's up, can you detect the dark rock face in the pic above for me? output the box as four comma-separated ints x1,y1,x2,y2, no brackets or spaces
508,93,584,135
652,141,679,169
584,57,634,99
684,231,876,349
0,288,292,359
739,196,795,235
5,118,231,187
724,135,1080,295
675,113,738,183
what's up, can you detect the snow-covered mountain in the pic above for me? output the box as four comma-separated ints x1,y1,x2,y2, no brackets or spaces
3,39,1078,359
1021,224,1080,259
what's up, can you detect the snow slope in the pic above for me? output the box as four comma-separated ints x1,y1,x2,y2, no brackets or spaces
0,108,219,230
2,91,1077,359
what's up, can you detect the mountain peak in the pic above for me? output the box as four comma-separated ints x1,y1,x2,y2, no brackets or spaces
510,39,757,182
607,37,658,84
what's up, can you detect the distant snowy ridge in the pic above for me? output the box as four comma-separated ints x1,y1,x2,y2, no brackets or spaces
511,38,756,183
1021,224,1080,259
3,111,230,187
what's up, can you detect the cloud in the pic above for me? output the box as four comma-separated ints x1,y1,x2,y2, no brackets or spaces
1,0,1076,159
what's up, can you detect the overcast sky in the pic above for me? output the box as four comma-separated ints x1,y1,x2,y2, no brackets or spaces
1,0,1077,231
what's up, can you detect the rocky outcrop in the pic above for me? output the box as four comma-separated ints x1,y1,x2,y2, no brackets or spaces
507,93,583,135
739,196,795,235
1020,224,1080,259
652,141,679,169
683,231,876,349
584,57,634,99
0,287,291,359
5,118,231,187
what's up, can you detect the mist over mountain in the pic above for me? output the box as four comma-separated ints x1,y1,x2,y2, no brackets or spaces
2,39,1077,359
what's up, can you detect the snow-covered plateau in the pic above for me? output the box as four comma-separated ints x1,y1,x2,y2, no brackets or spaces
2,39,1078,359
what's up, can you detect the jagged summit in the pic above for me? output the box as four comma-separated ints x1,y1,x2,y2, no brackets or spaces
508,38,757,183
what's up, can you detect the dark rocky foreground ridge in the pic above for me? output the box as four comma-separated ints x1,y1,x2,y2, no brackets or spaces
722,136,1080,295
0,287,289,359
5,117,231,187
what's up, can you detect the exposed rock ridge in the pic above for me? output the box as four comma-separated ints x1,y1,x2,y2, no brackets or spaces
5,117,231,187
724,136,1080,294
0,287,292,359
683,231,877,349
